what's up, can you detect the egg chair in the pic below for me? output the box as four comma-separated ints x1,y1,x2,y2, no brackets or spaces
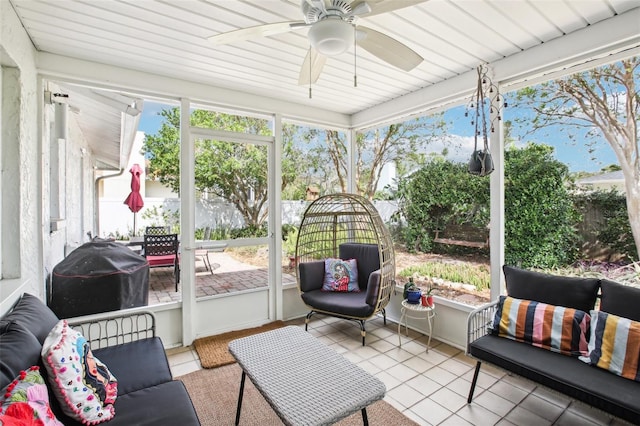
296,193,395,345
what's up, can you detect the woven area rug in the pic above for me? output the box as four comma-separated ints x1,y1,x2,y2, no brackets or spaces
193,321,286,368
179,363,418,426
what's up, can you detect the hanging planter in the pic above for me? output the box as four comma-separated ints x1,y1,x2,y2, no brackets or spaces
466,65,505,177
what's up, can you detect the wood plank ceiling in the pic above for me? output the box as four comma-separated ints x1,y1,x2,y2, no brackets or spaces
11,0,639,119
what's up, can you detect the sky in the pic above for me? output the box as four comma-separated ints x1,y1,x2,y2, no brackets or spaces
137,99,619,175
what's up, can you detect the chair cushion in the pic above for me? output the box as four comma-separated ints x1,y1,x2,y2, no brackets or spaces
147,254,177,267
339,244,380,290
469,334,640,423
0,293,59,344
41,320,117,424
301,290,374,318
0,366,63,425
503,265,600,312
298,261,325,292
490,296,590,357
582,310,640,382
322,258,359,292
600,279,640,321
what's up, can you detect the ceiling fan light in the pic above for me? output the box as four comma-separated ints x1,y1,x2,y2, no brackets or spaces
308,19,354,56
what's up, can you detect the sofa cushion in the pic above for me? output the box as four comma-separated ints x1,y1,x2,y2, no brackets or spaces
0,294,59,344
93,337,173,396
490,296,590,357
600,279,640,321
469,334,640,423
41,320,117,424
0,321,43,389
503,265,600,312
0,366,63,425
322,258,359,292
51,381,200,426
583,310,640,382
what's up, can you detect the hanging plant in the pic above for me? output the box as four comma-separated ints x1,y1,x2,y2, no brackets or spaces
466,65,506,176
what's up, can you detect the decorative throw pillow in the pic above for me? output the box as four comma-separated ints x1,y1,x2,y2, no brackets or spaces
581,310,640,382
41,321,117,425
490,296,590,357
0,366,63,425
322,258,359,292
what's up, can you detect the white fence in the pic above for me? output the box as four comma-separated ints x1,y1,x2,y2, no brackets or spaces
99,198,398,238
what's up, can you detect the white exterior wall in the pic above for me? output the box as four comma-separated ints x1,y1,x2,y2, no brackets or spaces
0,4,95,314
0,1,42,312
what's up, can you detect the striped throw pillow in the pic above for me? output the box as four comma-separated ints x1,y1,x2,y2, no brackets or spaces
490,296,591,357
582,311,640,382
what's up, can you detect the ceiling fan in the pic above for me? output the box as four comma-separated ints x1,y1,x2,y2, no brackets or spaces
208,0,425,85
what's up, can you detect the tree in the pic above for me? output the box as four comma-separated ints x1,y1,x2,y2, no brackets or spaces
504,144,580,268
515,57,640,257
304,116,447,199
142,108,302,228
396,159,490,253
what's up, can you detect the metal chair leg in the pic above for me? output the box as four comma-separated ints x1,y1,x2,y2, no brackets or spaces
468,361,482,403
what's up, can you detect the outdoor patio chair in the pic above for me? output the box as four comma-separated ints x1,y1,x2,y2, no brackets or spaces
145,225,171,235
195,226,213,272
144,233,180,292
295,193,396,345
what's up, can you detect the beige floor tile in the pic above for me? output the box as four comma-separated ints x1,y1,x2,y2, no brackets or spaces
403,409,434,426
430,342,461,358
357,360,382,375
167,349,196,366
456,403,502,426
474,390,517,417
445,377,473,398
386,362,420,382
406,374,443,398
352,344,380,360
369,337,396,353
503,406,552,426
403,355,435,374
384,346,416,362
439,414,473,425
387,383,426,409
410,397,453,425
518,394,564,422
423,365,457,386
401,339,430,356
566,400,614,425
554,410,603,426
171,360,201,378
501,373,536,393
487,380,530,404
462,369,500,390
439,358,474,376
417,349,449,366
374,370,402,391
369,352,399,369
531,385,572,408
429,386,468,412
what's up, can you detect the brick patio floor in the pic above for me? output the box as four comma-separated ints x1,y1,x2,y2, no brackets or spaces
148,252,297,305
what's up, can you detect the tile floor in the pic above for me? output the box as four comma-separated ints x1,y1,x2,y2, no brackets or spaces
166,315,633,426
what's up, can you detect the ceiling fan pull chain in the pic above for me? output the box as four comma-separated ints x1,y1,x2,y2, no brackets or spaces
309,47,313,99
353,25,357,88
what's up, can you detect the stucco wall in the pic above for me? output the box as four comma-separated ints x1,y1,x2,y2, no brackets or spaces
0,4,95,315
0,1,41,313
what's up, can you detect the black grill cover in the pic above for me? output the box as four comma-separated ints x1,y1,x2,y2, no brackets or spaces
49,239,149,318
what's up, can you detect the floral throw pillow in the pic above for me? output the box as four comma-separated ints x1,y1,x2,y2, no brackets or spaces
322,258,359,292
41,320,117,425
0,366,63,425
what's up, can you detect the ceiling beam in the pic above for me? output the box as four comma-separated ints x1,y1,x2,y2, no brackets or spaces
352,7,640,130
37,53,352,129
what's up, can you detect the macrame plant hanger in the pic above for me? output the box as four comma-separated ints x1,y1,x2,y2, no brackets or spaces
467,64,505,176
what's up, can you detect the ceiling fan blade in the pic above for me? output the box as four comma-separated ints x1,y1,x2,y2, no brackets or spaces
298,48,328,85
208,21,305,45
356,26,423,71
352,0,428,17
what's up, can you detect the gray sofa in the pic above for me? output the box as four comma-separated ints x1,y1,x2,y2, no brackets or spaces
467,266,640,424
0,293,200,425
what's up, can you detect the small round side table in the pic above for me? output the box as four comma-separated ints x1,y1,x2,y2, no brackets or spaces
398,299,436,352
